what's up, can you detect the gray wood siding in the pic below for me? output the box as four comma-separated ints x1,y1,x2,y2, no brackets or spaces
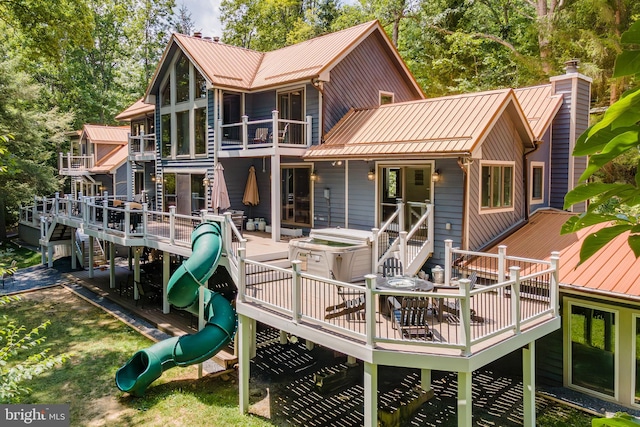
306,84,320,146
535,326,563,386
571,79,591,213
429,158,465,267
96,144,120,160
246,90,276,120
468,115,525,250
115,165,128,197
550,79,572,210
347,161,376,231
312,161,346,228
528,128,552,213
322,32,421,133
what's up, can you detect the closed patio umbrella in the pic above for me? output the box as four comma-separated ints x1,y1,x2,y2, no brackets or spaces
242,166,260,207
211,162,231,213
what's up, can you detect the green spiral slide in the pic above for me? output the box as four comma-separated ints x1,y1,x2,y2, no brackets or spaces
115,222,237,396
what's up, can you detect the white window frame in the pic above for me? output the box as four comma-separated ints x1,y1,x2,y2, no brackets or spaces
158,51,208,160
633,313,640,408
564,299,619,401
478,160,515,214
529,161,545,205
379,91,394,105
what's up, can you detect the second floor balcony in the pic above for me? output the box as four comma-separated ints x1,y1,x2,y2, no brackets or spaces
59,153,94,176
128,134,156,161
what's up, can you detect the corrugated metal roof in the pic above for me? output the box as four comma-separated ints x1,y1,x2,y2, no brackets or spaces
90,144,128,173
514,85,563,140
480,210,640,299
115,98,154,121
305,88,529,159
147,20,422,95
82,124,129,145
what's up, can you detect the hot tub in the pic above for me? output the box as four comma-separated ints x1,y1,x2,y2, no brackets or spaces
288,228,373,283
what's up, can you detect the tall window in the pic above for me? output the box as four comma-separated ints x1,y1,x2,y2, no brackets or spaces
195,70,206,99
195,108,207,154
163,173,177,211
530,162,544,203
175,54,190,103
481,163,514,210
176,111,189,156
277,89,304,143
569,303,616,397
161,78,171,106
190,174,205,212
161,114,171,158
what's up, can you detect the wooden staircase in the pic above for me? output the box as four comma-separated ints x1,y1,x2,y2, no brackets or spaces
76,230,106,268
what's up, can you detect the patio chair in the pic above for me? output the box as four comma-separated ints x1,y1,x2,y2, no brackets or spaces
2,260,17,288
382,257,403,277
134,279,160,308
434,271,483,323
253,127,268,143
388,296,433,340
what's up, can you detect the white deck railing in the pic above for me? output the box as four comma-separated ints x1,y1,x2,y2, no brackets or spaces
237,240,559,356
128,134,156,157
218,110,312,150
58,153,94,174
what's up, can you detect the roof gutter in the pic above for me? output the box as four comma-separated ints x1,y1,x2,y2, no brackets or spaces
303,151,472,162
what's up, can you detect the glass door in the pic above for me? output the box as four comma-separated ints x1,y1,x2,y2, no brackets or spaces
281,166,311,226
278,89,304,143
379,165,432,230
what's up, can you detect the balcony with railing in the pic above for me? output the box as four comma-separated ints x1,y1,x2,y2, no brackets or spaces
128,134,156,161
218,110,312,154
58,153,94,176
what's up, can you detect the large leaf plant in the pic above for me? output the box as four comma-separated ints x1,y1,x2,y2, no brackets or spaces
562,20,640,263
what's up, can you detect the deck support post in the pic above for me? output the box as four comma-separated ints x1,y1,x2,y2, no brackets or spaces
162,251,170,314
421,369,432,392
363,361,378,427
133,247,140,300
88,236,94,278
70,228,76,270
47,246,53,268
238,313,251,414
270,152,281,242
457,371,472,427
109,242,116,289
523,342,536,427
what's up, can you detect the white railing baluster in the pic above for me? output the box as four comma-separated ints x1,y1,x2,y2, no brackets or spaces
365,274,376,347
306,115,312,146
242,115,248,150
292,260,302,323
550,251,560,317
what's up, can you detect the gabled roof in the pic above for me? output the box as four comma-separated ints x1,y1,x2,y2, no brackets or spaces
90,144,129,174
304,88,533,160
514,84,563,140
480,210,640,300
115,98,154,122
81,124,129,145
146,20,422,96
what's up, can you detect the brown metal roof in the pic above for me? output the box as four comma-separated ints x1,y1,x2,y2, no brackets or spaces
514,85,563,140
481,210,640,299
90,144,129,173
147,20,422,95
82,124,129,145
115,98,154,121
305,88,532,160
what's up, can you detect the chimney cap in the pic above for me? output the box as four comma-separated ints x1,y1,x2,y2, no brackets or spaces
565,59,579,73
193,31,202,38
213,36,220,43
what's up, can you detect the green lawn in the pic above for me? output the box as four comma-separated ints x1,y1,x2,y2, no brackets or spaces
1,287,274,427
0,240,41,269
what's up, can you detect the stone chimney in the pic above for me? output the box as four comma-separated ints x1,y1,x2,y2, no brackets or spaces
549,59,592,213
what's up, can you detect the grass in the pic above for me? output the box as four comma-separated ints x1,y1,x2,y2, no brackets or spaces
2,287,274,427
2,285,599,427
0,239,41,269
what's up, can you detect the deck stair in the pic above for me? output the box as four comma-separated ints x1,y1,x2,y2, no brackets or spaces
76,230,106,268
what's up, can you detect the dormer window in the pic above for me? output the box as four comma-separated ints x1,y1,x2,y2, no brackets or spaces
380,91,394,105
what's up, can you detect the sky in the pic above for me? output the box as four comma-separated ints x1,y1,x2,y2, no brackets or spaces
183,0,224,38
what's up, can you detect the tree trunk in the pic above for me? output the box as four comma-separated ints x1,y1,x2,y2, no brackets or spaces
610,0,624,105
0,195,7,241
537,0,552,74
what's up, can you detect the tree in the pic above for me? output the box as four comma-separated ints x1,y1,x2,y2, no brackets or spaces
0,296,68,403
0,59,71,240
562,19,640,262
173,3,195,35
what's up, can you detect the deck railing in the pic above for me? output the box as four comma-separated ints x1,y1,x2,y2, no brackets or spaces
238,241,559,356
218,110,312,150
373,201,434,276
128,134,156,157
58,153,94,174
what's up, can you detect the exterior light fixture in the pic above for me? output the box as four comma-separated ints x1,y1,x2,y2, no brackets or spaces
151,174,156,182
367,169,375,181
331,160,343,167
432,170,441,183
203,177,210,187
310,170,318,182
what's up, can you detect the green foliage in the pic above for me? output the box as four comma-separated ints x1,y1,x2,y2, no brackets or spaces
592,412,640,426
0,296,68,403
563,20,640,262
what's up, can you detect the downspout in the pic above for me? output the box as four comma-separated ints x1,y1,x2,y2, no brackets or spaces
311,79,325,141
457,157,471,250
523,141,542,221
